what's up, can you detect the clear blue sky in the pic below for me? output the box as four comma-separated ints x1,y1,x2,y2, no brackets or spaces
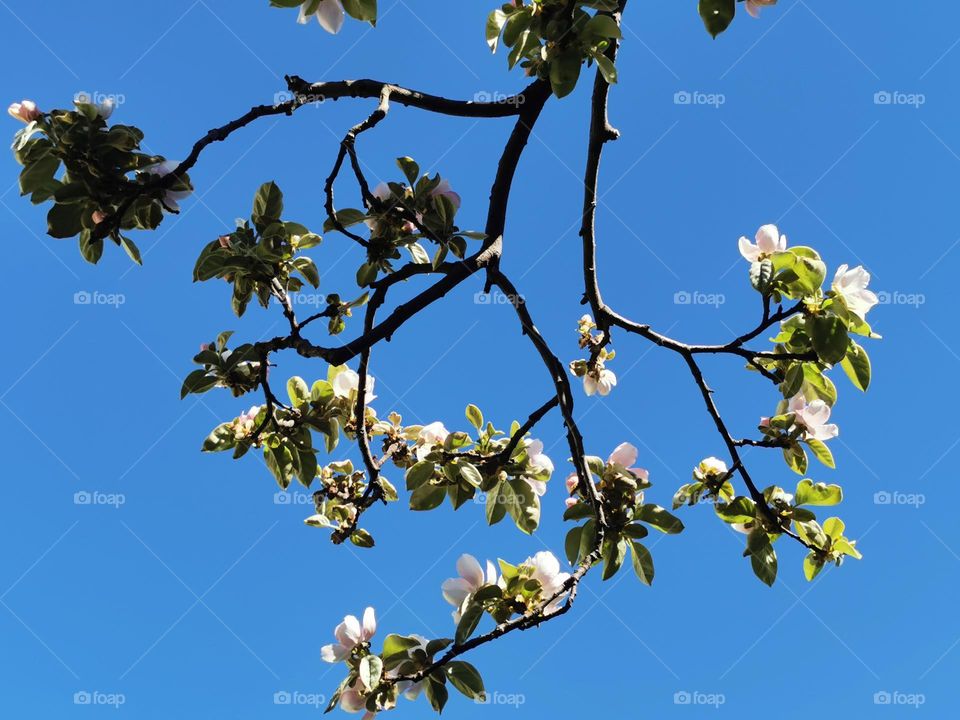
0,1,953,717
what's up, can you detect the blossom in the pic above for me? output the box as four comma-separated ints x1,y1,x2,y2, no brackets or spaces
416,421,449,460
429,178,461,210
320,606,377,663
738,224,786,262
338,679,376,718
233,405,261,439
8,100,40,123
745,0,777,18
788,393,839,442
91,210,108,225
297,0,345,34
607,442,650,483
698,456,728,477
442,554,497,622
142,160,192,212
392,634,430,700
522,551,570,613
332,367,377,404
583,367,617,397
832,264,878,320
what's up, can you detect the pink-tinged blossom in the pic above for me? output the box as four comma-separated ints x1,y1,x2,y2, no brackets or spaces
583,367,617,396
442,554,497,622
8,100,40,123
522,551,570,614
738,223,786,262
416,421,449,460
142,160,192,212
429,178,461,210
332,367,377,404
320,607,377,663
788,393,839,442
607,442,650,483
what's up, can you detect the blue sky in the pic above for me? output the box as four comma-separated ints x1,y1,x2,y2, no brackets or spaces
0,0,954,717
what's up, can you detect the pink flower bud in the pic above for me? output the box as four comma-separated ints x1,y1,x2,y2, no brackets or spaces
218,235,232,249
91,210,107,225
8,100,40,123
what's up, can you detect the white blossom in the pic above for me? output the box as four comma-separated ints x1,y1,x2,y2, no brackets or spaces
297,0,345,34
8,99,40,123
320,606,377,663
832,264,878,320
739,223,786,262
442,554,497,622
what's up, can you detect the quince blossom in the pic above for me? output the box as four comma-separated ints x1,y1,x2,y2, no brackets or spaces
787,393,839,442
416,421,449,460
297,0,345,34
332,367,377,404
429,178,461,210
142,160,193,212
442,554,497,622
832,264,878,320
320,606,377,663
522,551,570,614
8,100,40,123
738,224,786,263
584,366,617,397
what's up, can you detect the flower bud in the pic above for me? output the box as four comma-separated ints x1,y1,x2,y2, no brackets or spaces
8,100,40,124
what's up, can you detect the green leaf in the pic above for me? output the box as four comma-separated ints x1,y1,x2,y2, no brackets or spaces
698,0,735,38
486,9,508,52
424,676,448,713
795,479,843,506
358,654,383,690
549,49,583,99
783,442,809,476
750,258,774,294
628,539,654,585
349,528,375,548
805,438,835,469
811,315,850,366
601,537,627,580
715,496,757,524
47,203,84,239
180,369,218,399
803,552,824,581
565,526,583,566
409,483,445,511
840,341,871,391
465,404,484,431
445,661,485,701
746,528,777,586
585,14,622,39
286,376,309,406
455,600,484,646
458,462,483,488
395,156,419,185
252,181,283,229
341,0,377,24
405,461,435,490
592,51,618,85
635,504,684,534
504,478,540,534
382,633,422,668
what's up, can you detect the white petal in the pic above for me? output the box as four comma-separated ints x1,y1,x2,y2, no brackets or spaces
755,224,780,254
608,442,638,468
441,577,471,607
315,0,345,34
739,237,761,262
456,554,485,588
361,606,376,641
321,642,349,663
335,615,361,647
